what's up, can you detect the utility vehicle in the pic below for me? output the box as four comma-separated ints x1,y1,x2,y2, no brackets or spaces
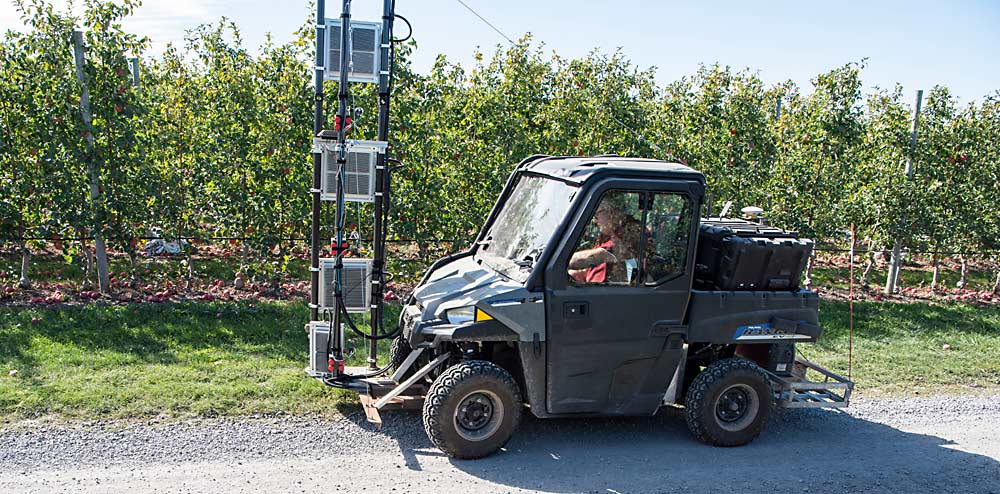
315,155,852,459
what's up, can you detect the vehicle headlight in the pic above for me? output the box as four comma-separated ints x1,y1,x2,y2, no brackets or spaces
445,306,494,325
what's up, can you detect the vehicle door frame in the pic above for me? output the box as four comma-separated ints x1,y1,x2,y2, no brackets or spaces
541,176,702,415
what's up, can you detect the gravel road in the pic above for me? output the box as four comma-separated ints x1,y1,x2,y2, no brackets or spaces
2,395,999,494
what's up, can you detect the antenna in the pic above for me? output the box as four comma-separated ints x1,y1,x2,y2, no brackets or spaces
719,200,734,218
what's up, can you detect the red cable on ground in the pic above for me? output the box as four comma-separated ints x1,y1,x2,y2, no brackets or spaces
849,224,855,381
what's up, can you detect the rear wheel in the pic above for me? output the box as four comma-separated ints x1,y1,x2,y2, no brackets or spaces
684,357,773,447
422,360,522,459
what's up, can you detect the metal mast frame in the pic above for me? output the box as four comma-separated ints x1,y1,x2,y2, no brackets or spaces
368,0,396,368
311,0,396,375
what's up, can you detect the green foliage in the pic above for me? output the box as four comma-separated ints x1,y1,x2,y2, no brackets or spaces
2,1,998,290
849,85,911,249
0,0,83,247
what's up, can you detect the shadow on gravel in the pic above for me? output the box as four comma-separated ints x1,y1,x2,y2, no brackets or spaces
371,406,1000,493
340,409,438,471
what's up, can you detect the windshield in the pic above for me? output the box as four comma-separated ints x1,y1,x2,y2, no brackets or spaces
476,174,579,282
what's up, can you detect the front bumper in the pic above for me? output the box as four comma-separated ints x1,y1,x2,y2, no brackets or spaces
401,303,453,346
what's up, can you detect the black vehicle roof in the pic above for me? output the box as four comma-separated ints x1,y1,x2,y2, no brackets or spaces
519,155,706,184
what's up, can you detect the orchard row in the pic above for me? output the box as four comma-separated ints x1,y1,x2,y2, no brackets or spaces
1,1,998,291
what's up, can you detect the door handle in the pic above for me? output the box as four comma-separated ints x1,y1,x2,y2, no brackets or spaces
563,301,589,319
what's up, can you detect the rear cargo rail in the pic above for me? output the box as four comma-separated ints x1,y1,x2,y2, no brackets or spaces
766,357,854,408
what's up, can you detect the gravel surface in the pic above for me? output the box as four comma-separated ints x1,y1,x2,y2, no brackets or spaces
2,395,999,493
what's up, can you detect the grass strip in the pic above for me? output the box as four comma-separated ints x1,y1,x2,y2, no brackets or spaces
0,299,997,421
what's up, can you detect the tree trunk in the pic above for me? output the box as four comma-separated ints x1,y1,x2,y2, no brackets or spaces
931,251,940,291
186,254,194,290
240,241,248,275
885,241,902,294
128,250,140,287
80,229,94,290
94,237,111,293
893,249,904,290
803,252,814,289
993,265,1000,295
860,251,878,287
957,255,967,289
18,239,30,289
272,243,283,296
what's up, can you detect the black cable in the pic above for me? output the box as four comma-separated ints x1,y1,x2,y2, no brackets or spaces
392,14,412,42
324,358,393,382
323,354,395,382
341,286,401,341
321,289,401,384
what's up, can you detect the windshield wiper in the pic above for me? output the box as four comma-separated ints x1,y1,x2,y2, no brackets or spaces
513,249,540,269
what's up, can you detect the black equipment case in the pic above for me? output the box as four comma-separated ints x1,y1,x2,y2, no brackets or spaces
694,219,813,291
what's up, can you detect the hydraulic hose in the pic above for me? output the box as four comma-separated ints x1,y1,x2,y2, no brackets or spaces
341,295,402,341
322,297,400,384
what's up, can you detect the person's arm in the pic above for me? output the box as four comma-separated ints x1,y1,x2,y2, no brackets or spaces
569,247,617,269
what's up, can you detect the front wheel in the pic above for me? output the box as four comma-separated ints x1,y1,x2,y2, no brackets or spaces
422,360,522,459
684,357,773,447
388,335,411,376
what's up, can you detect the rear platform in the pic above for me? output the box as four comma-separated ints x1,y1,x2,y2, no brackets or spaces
342,366,427,428
765,357,854,408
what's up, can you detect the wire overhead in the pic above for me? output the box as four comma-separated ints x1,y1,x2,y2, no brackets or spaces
455,0,515,45
451,1,674,163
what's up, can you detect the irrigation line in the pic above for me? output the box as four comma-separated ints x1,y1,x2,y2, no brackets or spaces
813,247,999,256
2,237,997,256
0,236,464,244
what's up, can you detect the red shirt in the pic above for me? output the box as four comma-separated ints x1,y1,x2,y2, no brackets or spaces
583,238,616,283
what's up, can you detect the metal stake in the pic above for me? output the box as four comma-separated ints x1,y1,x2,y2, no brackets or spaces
310,0,326,323
885,90,923,294
72,31,111,294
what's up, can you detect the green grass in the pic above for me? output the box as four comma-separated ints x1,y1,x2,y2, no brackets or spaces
0,301,398,421
806,300,1000,394
0,299,997,421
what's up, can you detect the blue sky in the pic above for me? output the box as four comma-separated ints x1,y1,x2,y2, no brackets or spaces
2,0,998,103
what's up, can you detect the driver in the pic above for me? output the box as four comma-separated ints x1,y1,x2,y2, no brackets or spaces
568,198,631,283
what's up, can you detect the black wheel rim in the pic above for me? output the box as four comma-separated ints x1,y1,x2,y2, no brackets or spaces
458,393,494,430
712,383,759,432
716,387,750,423
454,390,504,441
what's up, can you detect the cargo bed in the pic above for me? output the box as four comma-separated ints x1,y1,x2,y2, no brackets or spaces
685,290,822,344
